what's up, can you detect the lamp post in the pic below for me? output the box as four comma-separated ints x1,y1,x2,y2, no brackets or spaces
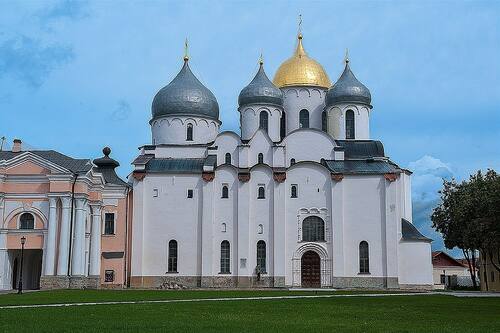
18,236,26,294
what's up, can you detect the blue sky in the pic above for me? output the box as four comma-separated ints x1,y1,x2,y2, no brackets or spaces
1,0,499,255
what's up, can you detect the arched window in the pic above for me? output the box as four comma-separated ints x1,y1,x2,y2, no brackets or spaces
225,153,231,164
220,240,230,273
257,224,263,234
258,153,264,164
290,158,296,165
168,240,178,272
222,185,229,198
19,213,34,229
257,186,265,199
299,109,309,128
221,223,227,233
291,184,298,198
259,111,269,133
346,110,355,139
280,112,286,139
322,111,327,132
257,240,266,273
359,241,369,273
186,123,193,141
302,216,325,242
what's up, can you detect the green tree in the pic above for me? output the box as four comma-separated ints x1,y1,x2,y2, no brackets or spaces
431,169,500,289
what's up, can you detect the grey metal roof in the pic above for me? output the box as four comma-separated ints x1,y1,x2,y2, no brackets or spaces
145,158,206,173
238,63,283,107
132,154,154,165
401,218,432,242
335,140,385,159
323,160,398,174
92,147,128,187
326,62,371,106
0,150,92,173
152,60,219,120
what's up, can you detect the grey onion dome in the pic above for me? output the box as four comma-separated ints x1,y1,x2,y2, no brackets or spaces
152,60,219,120
326,61,371,107
238,63,284,107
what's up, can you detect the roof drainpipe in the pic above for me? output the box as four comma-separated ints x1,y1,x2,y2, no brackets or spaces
67,173,77,276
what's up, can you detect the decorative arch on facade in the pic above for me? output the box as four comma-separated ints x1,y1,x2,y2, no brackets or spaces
4,206,48,229
291,242,332,288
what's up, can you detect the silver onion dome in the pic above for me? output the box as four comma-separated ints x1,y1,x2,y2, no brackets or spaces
326,60,371,107
238,61,284,107
152,59,219,120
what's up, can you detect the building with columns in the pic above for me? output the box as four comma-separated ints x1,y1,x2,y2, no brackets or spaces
0,142,130,290
130,33,434,289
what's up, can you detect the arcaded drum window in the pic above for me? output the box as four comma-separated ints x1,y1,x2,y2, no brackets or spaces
186,123,193,141
225,153,231,164
359,241,370,274
258,153,264,164
302,216,325,242
322,111,328,132
291,184,298,198
19,213,34,229
299,109,309,128
168,240,178,273
259,111,269,133
104,213,115,235
280,112,286,139
257,186,265,199
222,185,229,198
346,110,355,139
220,240,230,273
257,240,267,273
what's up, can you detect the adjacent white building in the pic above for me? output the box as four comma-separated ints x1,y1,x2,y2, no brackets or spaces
130,33,433,289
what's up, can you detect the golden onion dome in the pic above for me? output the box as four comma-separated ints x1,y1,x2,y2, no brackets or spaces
273,34,331,89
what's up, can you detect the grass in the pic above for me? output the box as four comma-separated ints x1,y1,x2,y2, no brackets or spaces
0,290,498,332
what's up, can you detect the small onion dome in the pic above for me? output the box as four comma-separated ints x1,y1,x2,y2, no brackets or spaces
93,146,119,168
326,60,371,107
152,59,219,120
238,61,283,107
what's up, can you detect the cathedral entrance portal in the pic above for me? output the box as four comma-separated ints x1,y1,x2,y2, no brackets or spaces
301,251,321,288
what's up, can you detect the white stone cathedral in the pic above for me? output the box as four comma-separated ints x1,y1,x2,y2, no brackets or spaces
129,33,433,289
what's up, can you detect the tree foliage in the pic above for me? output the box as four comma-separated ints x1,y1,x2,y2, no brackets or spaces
432,169,500,288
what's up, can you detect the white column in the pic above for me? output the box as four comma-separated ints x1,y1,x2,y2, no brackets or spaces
89,204,101,276
43,197,58,276
57,196,72,275
0,229,11,290
71,198,87,276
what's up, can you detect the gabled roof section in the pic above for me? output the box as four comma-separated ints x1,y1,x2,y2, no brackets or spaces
145,158,206,173
432,251,468,268
335,140,385,159
401,218,432,242
323,159,399,175
0,150,92,174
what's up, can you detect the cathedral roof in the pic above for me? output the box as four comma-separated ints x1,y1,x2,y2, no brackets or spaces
151,59,219,121
273,34,331,89
335,140,384,159
401,219,432,242
323,160,399,175
326,59,371,107
238,61,283,107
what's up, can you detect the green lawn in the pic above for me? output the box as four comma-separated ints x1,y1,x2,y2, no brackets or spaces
0,290,498,332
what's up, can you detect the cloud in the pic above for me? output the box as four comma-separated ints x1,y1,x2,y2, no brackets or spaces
0,35,74,87
409,155,462,256
110,100,132,121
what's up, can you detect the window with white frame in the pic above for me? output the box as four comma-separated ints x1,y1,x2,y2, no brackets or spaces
104,213,115,235
19,213,34,229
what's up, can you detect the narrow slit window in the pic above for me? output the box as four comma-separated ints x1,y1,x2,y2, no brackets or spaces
186,123,193,141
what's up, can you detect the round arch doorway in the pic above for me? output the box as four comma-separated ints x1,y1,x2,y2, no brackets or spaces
301,250,321,288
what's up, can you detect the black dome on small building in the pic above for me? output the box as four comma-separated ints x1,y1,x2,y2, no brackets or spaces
238,63,283,107
152,60,219,120
326,61,371,107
